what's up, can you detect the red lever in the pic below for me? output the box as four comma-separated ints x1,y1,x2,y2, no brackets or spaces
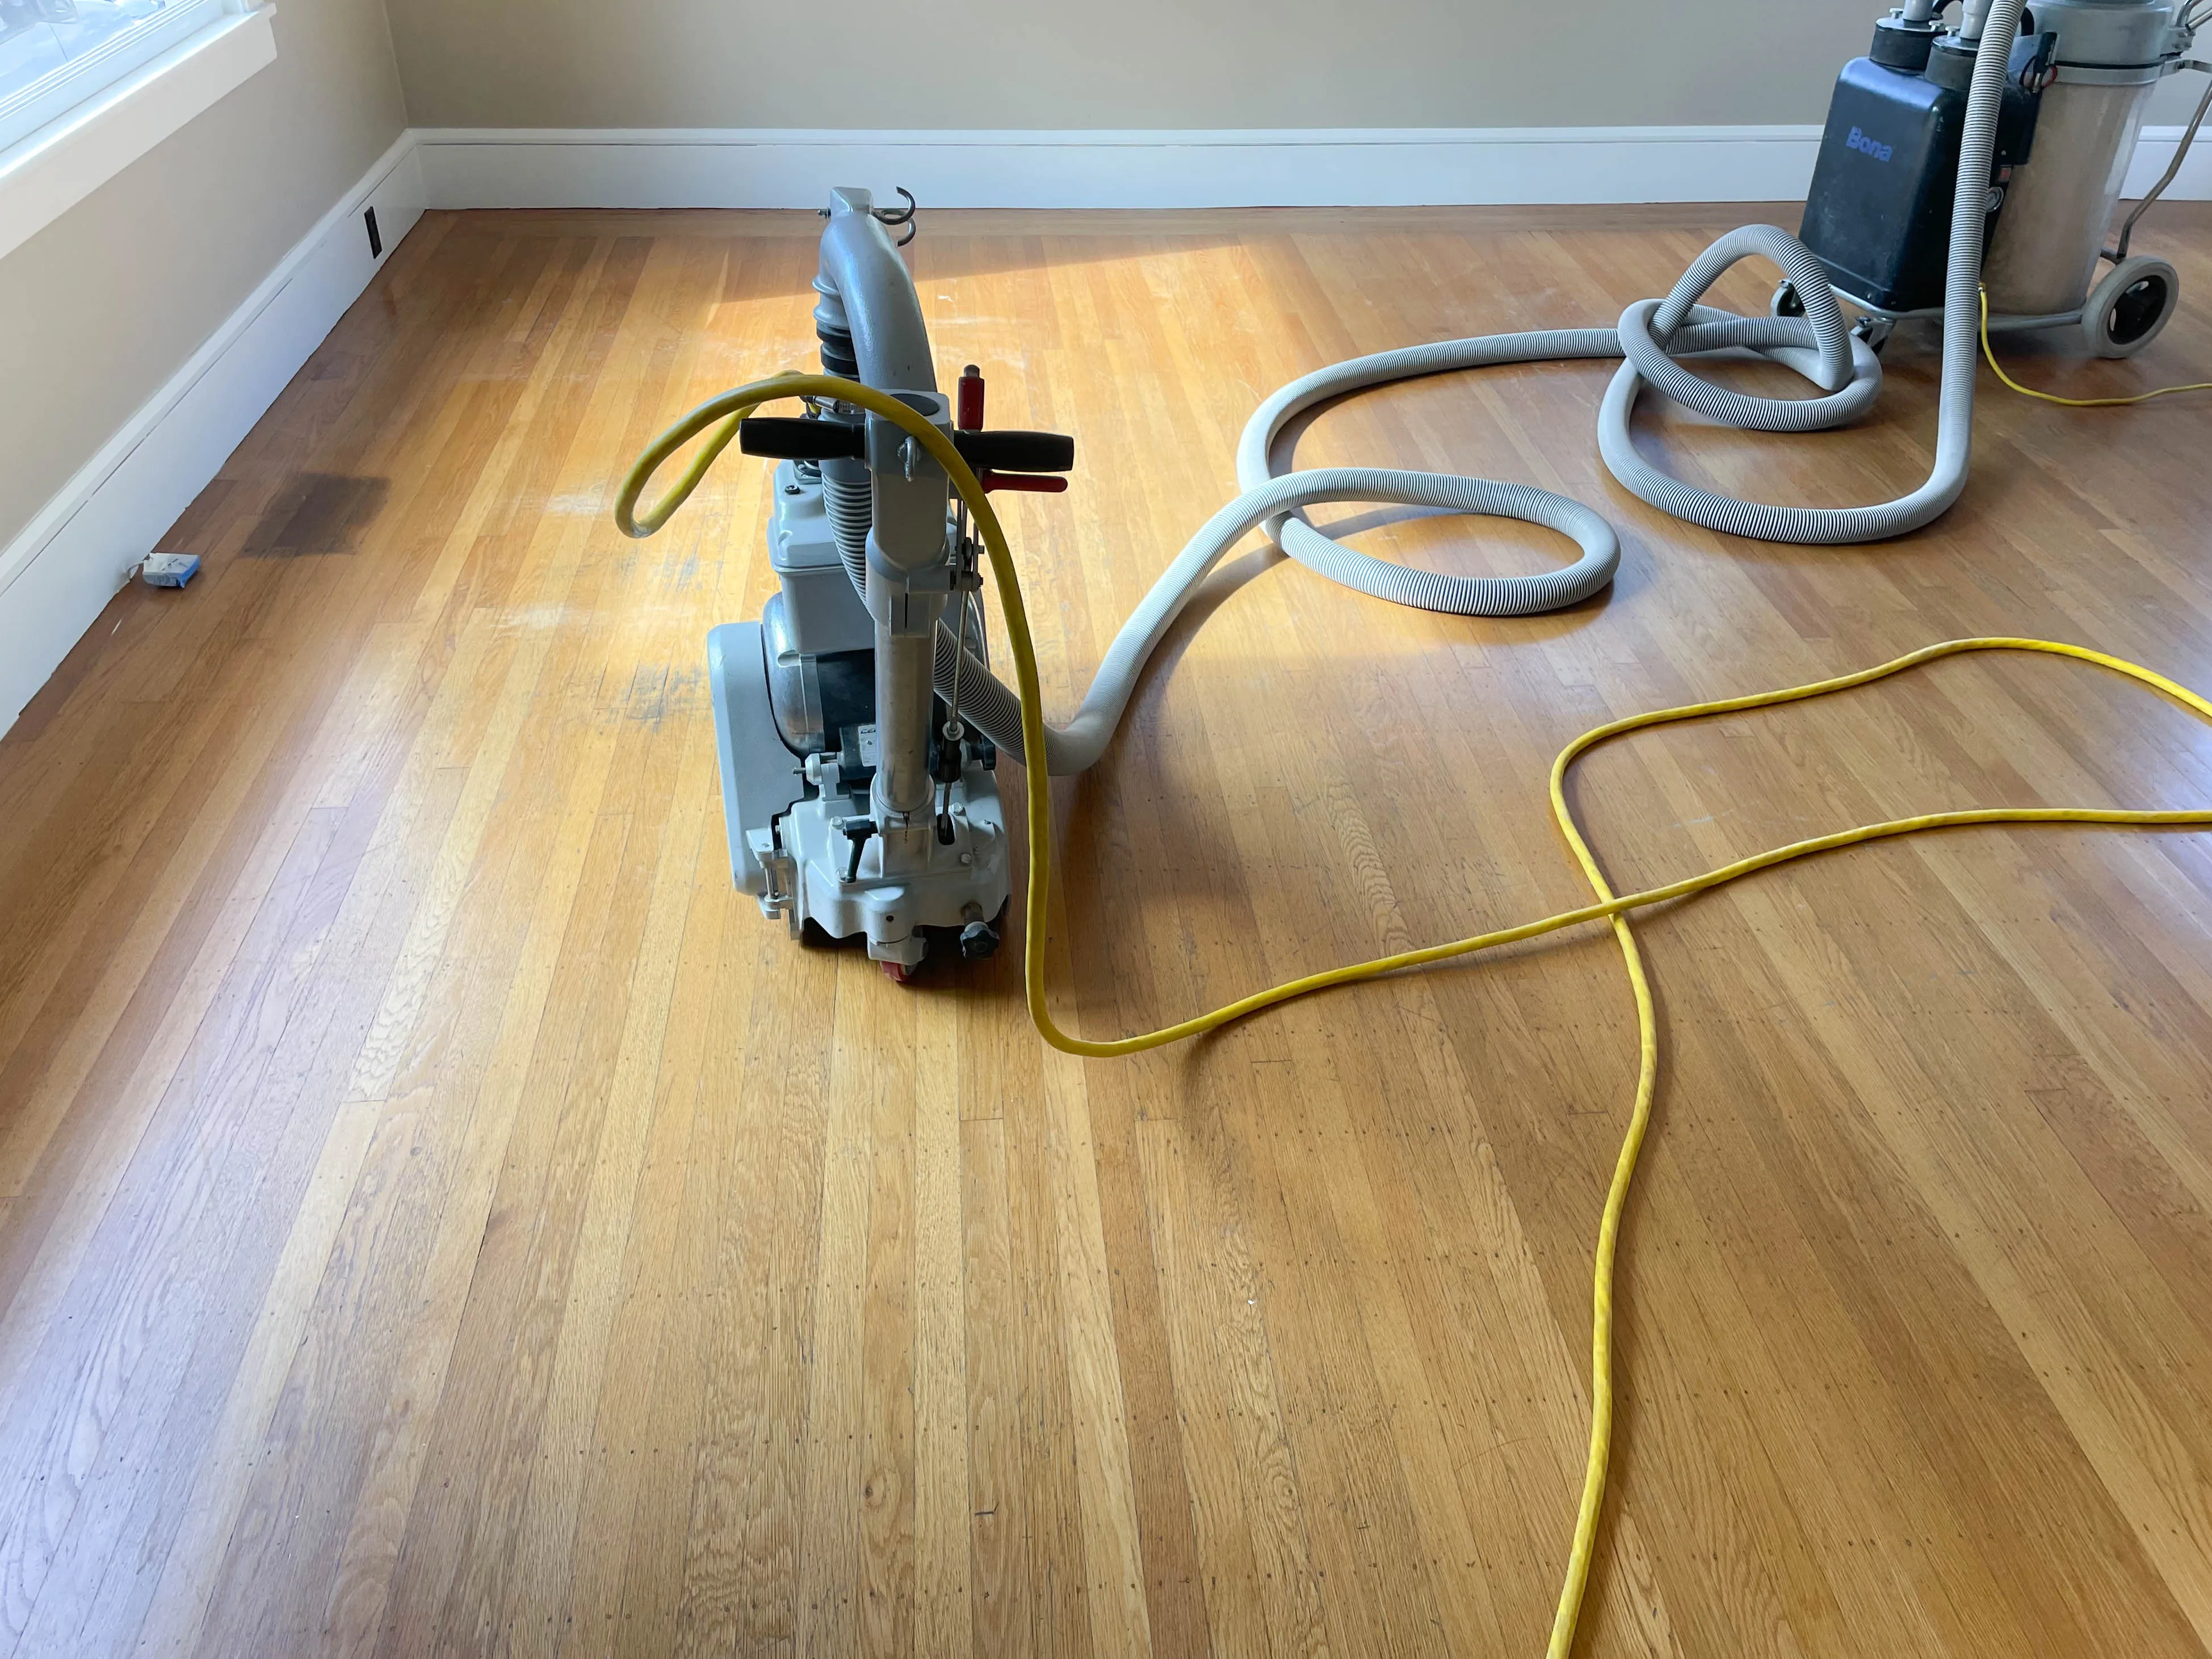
957,364,1066,493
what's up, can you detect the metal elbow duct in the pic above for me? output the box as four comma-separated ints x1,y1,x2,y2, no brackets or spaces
813,187,937,393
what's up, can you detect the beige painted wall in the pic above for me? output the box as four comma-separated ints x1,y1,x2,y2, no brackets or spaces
386,0,1903,131
383,0,2210,130
0,0,408,552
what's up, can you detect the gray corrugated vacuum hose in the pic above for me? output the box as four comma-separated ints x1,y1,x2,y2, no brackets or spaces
937,0,2021,771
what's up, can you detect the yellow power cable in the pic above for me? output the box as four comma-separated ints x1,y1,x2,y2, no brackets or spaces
620,375,2212,1659
1980,285,2212,405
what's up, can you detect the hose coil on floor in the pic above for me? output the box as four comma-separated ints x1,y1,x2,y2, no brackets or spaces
929,230,1916,772
932,247,1908,774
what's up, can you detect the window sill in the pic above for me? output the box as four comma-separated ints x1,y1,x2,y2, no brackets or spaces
0,6,278,265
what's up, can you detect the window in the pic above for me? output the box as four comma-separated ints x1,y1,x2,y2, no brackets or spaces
0,0,271,264
0,0,228,154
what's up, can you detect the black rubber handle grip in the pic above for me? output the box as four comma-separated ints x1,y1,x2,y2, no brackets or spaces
951,429,1074,474
739,416,1072,474
738,417,866,461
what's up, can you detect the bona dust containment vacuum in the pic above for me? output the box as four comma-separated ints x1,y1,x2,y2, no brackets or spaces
1795,0,2206,353
617,0,2206,978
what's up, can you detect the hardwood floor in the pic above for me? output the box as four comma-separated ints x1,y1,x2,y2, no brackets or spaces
3,201,2212,1658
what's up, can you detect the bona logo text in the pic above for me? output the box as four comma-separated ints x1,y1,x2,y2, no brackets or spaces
1846,125,1895,162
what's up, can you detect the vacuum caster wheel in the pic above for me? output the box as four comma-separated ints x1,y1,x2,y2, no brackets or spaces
1851,315,1893,355
1770,279,1806,320
2083,255,2179,359
881,956,921,985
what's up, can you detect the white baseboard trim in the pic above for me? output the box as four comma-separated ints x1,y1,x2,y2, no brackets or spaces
0,130,424,734
2125,122,2212,201
415,125,1833,211
414,123,2212,213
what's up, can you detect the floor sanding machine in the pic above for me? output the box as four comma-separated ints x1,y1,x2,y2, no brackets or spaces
618,0,2203,982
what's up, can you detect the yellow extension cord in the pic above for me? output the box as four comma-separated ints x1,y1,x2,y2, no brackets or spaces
618,372,2212,1658
1980,286,2212,405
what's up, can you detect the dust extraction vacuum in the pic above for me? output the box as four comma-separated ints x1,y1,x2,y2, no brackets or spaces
616,0,2204,977
1795,0,2206,355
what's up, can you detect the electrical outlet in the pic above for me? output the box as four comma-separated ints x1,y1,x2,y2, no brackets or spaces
365,205,382,259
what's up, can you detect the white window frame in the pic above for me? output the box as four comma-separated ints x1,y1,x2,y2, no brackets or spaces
0,0,274,263
1,0,228,155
